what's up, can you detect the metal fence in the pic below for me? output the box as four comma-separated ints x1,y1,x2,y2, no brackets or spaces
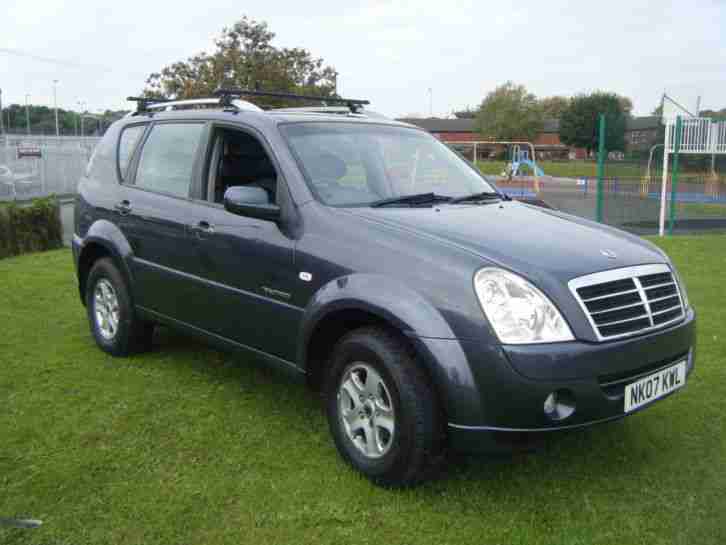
0,136,98,201
462,149,726,236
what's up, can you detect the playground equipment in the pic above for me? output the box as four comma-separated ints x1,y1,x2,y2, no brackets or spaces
659,115,726,235
505,144,545,177
441,140,542,191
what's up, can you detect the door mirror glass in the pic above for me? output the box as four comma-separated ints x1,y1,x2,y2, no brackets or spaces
224,186,280,221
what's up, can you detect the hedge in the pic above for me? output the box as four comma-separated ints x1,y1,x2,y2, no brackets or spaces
0,197,63,259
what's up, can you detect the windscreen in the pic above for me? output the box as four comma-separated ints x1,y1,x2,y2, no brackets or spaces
280,122,496,206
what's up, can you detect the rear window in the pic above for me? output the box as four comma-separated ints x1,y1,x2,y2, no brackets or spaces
117,125,146,181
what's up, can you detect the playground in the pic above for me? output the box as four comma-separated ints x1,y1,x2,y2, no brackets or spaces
445,117,726,235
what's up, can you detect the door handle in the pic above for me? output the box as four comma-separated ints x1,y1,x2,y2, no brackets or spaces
191,220,215,236
114,200,131,215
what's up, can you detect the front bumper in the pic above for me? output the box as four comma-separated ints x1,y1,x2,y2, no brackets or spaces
421,309,696,452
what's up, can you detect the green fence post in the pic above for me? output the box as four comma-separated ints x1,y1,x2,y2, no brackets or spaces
668,116,683,235
596,113,606,223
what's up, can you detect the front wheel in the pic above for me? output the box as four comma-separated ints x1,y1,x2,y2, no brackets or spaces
325,327,444,487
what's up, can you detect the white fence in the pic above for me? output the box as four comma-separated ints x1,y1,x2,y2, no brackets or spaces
665,117,726,154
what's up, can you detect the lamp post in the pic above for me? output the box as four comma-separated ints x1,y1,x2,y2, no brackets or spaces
25,94,31,135
53,80,60,137
77,101,86,138
0,87,4,137
428,88,433,117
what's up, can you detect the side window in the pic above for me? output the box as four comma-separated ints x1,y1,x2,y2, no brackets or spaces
117,125,146,181
134,123,203,198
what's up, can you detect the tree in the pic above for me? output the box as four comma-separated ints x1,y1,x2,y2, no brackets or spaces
539,96,570,120
700,108,726,120
559,92,628,154
475,82,543,141
144,16,338,108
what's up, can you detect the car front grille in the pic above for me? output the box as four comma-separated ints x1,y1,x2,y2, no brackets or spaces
568,264,685,341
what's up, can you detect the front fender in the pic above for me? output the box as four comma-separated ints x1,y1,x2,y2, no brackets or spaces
298,273,485,424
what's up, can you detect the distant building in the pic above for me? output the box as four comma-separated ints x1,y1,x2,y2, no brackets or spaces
624,116,662,153
398,115,664,159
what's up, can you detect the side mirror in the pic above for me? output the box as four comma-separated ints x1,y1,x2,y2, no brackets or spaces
223,186,280,222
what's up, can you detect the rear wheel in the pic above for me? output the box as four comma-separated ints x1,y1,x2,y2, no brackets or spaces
325,327,444,487
86,258,154,357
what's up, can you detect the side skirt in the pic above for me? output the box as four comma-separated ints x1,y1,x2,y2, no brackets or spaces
137,305,306,383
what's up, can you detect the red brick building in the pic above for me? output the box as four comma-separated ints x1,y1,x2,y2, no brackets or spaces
397,116,662,160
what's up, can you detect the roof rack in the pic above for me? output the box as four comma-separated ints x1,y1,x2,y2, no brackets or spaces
126,96,171,113
213,87,370,113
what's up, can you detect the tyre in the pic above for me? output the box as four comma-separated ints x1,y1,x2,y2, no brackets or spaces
85,258,154,357
325,327,444,487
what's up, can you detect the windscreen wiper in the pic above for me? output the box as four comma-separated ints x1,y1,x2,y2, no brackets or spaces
448,191,508,204
370,192,452,208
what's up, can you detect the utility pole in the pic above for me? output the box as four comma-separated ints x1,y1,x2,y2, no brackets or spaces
77,101,86,138
0,87,4,137
25,94,31,135
428,88,433,117
53,80,60,137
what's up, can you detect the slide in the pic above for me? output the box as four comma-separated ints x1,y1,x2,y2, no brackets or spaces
518,159,545,177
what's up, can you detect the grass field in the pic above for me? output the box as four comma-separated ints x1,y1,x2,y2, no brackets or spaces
1,239,725,545
476,160,724,182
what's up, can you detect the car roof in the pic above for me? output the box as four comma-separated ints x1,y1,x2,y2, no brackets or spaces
118,106,421,132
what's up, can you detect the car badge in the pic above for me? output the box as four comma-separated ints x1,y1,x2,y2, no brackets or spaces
600,249,617,259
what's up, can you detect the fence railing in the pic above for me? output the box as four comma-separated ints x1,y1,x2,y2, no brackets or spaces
0,137,95,201
665,118,726,154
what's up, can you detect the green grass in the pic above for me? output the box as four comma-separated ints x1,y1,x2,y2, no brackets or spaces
674,201,726,218
1,241,725,545
476,160,724,182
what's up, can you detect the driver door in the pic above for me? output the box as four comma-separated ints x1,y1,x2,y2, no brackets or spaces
187,125,301,362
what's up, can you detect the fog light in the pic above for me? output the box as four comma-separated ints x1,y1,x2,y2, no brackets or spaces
543,389,576,421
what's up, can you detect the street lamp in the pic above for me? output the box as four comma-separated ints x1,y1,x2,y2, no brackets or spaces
0,87,4,137
77,101,86,138
53,80,60,137
25,94,31,135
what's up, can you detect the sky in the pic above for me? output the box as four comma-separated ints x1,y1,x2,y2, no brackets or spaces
1,0,724,118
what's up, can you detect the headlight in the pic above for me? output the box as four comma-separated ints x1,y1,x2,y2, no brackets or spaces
474,268,574,344
671,265,690,310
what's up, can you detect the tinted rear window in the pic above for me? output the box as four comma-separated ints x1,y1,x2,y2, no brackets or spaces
118,125,146,181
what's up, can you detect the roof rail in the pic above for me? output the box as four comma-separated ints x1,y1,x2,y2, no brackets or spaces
213,87,370,113
146,98,263,113
126,96,171,113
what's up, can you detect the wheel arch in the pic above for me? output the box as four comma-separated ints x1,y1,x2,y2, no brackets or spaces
76,220,135,305
298,274,471,422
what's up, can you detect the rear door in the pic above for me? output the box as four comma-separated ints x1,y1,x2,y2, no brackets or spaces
121,121,207,323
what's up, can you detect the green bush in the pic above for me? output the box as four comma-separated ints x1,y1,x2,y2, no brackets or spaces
0,197,63,259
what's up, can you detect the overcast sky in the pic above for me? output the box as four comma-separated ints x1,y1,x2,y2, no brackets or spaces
2,0,724,118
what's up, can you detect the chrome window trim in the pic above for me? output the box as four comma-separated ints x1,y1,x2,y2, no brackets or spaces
568,264,685,342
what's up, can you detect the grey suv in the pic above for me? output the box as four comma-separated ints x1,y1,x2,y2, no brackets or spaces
72,89,695,487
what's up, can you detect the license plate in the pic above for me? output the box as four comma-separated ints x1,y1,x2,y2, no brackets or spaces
624,361,687,413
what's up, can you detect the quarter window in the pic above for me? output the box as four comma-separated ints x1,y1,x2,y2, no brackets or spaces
118,125,146,181
134,123,203,197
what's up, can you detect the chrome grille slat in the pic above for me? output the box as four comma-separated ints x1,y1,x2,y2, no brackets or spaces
580,288,640,302
569,264,685,342
590,300,647,315
652,304,682,316
596,313,651,327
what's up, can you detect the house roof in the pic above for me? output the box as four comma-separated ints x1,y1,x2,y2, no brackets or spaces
625,116,661,131
397,117,477,132
399,117,561,134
